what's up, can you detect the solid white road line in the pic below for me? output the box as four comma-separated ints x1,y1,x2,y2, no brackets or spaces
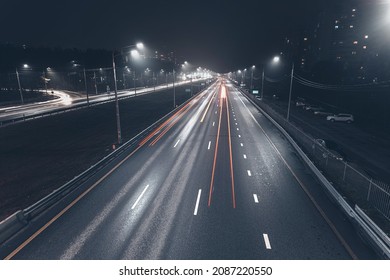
208,141,211,150
247,170,252,176
240,143,244,147
131,185,149,210
263,234,272,249
253,194,259,203
215,110,217,114
174,139,181,148
243,154,247,159
237,128,239,131
238,135,241,138
194,189,202,215
213,121,215,126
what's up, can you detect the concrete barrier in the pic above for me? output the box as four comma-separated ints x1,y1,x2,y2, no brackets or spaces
0,211,27,245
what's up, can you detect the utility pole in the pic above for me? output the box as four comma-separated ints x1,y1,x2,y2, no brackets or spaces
134,69,137,96
93,71,98,95
286,63,295,122
250,67,254,91
112,51,122,145
153,71,156,92
16,68,24,104
260,68,265,100
83,68,89,106
190,76,193,96
43,70,48,94
173,69,176,107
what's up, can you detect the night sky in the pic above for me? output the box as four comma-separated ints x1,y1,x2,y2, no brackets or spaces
1,0,331,72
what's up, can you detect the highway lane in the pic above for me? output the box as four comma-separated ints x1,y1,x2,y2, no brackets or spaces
1,79,376,259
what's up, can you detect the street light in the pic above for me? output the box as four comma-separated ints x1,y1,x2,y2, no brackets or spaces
111,42,144,145
260,56,282,100
83,68,89,106
270,55,294,121
15,64,31,104
286,63,295,122
136,42,144,49
250,65,255,91
130,49,142,96
42,67,51,95
15,68,24,104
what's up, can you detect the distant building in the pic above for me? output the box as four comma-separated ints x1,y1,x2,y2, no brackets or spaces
291,0,389,84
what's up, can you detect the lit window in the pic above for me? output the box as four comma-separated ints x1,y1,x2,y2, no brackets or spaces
363,46,367,49
364,35,368,39
352,51,357,55
337,56,342,60
335,20,339,24
350,25,354,28
335,25,339,29
304,37,308,41
353,41,358,45
352,8,356,12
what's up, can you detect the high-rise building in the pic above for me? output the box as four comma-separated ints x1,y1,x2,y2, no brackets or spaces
293,0,389,83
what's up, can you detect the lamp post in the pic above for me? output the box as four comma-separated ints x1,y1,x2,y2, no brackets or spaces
112,51,122,145
83,68,89,106
260,67,265,100
15,64,30,104
42,70,48,94
153,71,156,92
286,63,295,122
250,65,255,91
173,69,176,108
261,56,281,100
128,46,144,96
270,55,294,121
111,42,144,145
15,68,24,104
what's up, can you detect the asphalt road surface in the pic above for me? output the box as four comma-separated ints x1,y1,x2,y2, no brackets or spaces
1,79,376,259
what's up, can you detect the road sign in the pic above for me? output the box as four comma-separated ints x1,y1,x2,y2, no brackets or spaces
252,89,259,95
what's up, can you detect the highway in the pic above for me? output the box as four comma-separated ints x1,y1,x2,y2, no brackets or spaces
0,79,202,125
1,79,376,259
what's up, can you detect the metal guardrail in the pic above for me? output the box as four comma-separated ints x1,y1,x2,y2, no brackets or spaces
237,86,390,259
0,79,216,245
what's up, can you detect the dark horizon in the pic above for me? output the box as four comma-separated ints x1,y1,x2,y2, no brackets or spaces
0,0,335,73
